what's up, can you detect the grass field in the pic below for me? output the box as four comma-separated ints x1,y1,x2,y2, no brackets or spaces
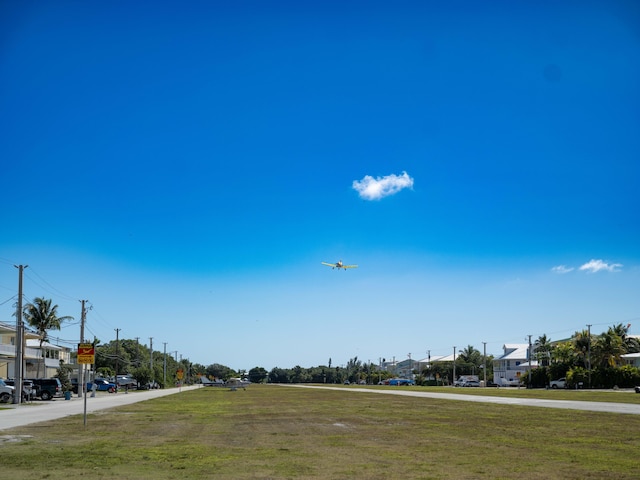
2,385,639,479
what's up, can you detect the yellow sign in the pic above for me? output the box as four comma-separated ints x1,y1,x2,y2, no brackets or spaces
78,343,95,364
176,369,184,380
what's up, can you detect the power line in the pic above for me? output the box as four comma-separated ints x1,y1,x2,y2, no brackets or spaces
0,295,17,306
24,267,78,302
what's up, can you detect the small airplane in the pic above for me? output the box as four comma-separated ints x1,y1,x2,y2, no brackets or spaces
200,376,250,390
321,260,358,270
200,376,225,387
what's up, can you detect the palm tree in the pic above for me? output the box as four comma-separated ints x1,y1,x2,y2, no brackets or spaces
23,297,73,378
458,345,482,375
593,327,625,368
610,323,640,353
534,335,552,366
572,329,590,368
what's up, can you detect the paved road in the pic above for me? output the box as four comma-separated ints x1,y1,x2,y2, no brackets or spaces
0,385,201,431
286,385,640,415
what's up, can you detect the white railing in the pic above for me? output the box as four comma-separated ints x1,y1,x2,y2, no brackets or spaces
0,344,43,359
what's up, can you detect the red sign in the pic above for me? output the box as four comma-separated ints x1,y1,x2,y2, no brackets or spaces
78,343,95,364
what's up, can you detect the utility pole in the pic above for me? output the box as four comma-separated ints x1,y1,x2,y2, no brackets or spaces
163,342,167,388
78,300,88,398
587,324,592,389
527,335,532,387
114,328,121,391
149,337,154,386
452,346,456,385
482,342,487,387
13,265,27,404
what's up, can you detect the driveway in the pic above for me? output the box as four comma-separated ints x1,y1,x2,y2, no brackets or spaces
0,385,201,430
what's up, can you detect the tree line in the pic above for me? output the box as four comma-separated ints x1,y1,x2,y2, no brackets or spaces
18,297,640,389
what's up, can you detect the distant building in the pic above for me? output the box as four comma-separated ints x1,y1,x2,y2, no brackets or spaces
0,321,72,379
493,344,537,386
621,352,640,368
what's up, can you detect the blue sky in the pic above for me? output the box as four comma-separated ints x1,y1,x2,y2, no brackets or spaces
1,1,639,371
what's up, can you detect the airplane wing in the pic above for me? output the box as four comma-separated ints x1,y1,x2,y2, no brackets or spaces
342,265,358,269
200,376,225,387
321,262,336,267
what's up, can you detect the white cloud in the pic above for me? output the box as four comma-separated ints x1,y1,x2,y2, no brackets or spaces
579,259,623,273
352,171,414,200
551,265,574,274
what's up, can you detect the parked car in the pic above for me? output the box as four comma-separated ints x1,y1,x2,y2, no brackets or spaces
550,377,566,389
116,375,137,389
0,378,15,403
388,378,415,386
26,378,64,400
88,379,116,392
4,379,36,400
461,380,481,387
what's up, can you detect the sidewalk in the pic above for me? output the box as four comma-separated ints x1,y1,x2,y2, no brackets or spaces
0,385,201,431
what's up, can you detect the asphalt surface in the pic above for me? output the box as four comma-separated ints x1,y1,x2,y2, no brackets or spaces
287,385,640,415
0,385,201,431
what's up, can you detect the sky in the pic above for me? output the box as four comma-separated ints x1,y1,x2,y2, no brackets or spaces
1,1,639,371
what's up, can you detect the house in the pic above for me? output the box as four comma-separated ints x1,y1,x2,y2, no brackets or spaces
415,353,460,384
0,321,40,378
0,321,72,379
25,339,72,378
621,352,640,368
493,344,538,386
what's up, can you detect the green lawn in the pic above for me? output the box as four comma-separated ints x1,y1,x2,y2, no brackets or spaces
2,385,639,479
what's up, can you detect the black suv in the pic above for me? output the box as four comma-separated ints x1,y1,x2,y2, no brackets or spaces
26,378,64,400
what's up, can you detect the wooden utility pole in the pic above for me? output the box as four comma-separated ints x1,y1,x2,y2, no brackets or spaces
482,342,487,387
114,328,121,391
527,335,533,387
163,342,167,387
13,265,27,404
78,300,87,398
452,346,456,385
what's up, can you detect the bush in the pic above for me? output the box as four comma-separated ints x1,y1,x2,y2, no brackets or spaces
55,361,73,393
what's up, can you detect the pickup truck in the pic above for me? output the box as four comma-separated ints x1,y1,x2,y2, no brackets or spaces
549,377,566,389
88,379,117,392
0,378,15,403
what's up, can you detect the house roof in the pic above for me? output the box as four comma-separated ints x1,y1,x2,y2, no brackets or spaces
496,344,530,360
0,322,41,339
26,339,63,350
622,352,640,359
418,353,459,363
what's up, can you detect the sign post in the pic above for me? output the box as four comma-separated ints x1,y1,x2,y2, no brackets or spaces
78,344,95,426
177,369,184,391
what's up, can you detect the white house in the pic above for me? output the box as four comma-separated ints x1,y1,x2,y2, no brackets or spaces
25,339,72,378
493,344,538,386
621,352,640,368
0,321,72,379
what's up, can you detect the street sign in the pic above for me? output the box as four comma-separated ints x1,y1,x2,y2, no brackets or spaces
77,343,95,364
